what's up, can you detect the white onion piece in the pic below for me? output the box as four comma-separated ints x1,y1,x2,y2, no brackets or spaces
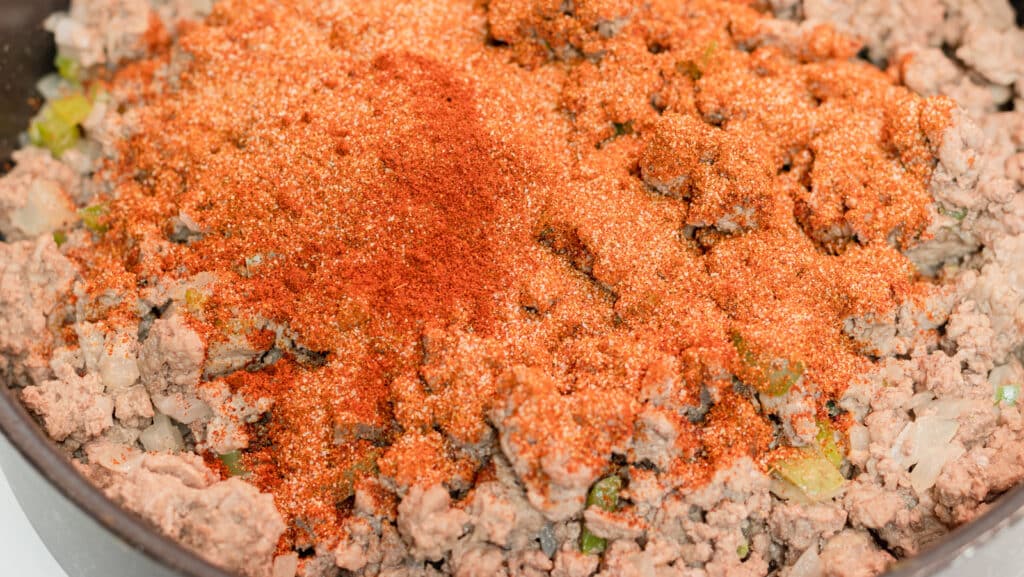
86,442,143,473
140,414,184,453
848,424,870,453
272,553,298,577
152,393,212,424
909,416,959,464
905,391,936,412
98,336,141,393
891,422,916,467
989,363,1020,388
9,180,77,238
769,478,811,504
789,544,823,577
916,398,970,420
35,74,64,101
911,444,965,494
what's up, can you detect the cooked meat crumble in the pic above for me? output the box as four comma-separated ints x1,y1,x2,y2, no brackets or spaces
3,0,1024,576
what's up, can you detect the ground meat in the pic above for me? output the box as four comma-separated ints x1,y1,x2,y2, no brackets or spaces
843,480,907,531
490,367,609,522
397,485,470,562
195,379,271,454
819,530,894,577
551,546,599,577
138,313,205,397
0,236,76,385
769,500,847,552
45,0,170,67
88,451,285,577
112,384,154,428
7,1,1024,576
799,0,944,61
21,358,113,447
334,518,383,573
451,542,507,577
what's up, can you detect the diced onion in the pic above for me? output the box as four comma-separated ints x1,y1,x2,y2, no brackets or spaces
35,74,64,101
915,398,970,419
9,180,76,237
140,414,185,453
910,445,965,493
152,393,212,424
86,442,143,473
789,544,822,577
904,391,936,412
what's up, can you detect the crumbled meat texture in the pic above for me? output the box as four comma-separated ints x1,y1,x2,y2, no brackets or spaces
451,542,508,577
113,384,154,428
6,0,1024,576
0,237,77,385
489,366,616,521
89,452,285,577
195,379,271,454
45,0,211,68
819,530,895,577
551,546,599,577
396,484,470,562
21,359,113,447
769,500,847,552
138,314,205,396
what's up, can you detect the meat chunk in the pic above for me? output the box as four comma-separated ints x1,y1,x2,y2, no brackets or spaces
21,360,113,446
46,0,153,67
138,314,205,396
90,451,285,577
489,366,608,521
196,379,272,454
769,501,847,551
0,236,77,385
396,484,469,562
113,385,154,428
819,530,894,577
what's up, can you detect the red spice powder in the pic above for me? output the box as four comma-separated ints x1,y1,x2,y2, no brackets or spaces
70,0,955,552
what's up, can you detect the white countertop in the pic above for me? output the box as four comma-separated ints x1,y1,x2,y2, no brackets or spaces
0,465,68,577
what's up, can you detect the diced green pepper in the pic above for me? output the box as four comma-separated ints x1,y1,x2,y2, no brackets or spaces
731,332,805,396
79,204,109,234
815,419,843,468
53,230,68,247
996,384,1020,406
51,93,92,126
55,54,82,83
765,363,804,396
736,541,750,559
29,111,80,157
580,475,622,555
938,206,968,221
771,447,845,501
702,40,718,68
184,288,207,312
334,448,382,502
586,475,622,510
219,451,246,477
580,530,607,555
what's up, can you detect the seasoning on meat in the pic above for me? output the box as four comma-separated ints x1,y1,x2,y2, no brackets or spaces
5,0,1024,576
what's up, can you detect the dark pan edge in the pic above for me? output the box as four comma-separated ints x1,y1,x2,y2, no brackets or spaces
0,384,236,577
